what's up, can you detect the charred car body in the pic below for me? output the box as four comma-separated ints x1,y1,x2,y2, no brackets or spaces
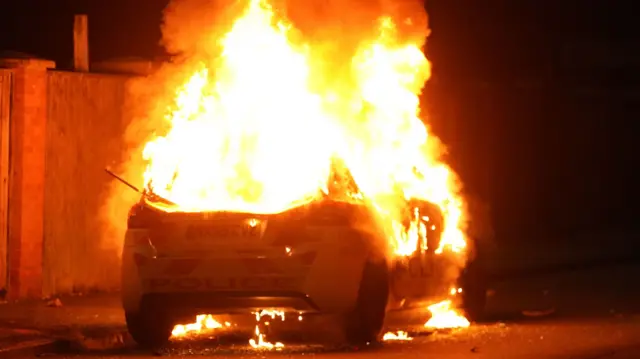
121,169,486,348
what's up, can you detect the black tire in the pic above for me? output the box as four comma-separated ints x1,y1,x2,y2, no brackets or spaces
459,258,488,322
125,309,174,349
343,261,389,345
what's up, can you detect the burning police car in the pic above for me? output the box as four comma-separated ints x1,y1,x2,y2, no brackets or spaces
120,174,486,348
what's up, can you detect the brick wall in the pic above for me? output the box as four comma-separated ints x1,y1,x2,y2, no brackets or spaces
0,58,55,299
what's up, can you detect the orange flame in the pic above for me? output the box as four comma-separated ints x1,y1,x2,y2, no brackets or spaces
171,314,230,338
170,310,286,349
141,0,467,258
424,300,470,329
382,331,413,341
250,309,285,349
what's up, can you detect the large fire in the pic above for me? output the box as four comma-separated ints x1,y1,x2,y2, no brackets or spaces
142,0,466,256
146,0,470,347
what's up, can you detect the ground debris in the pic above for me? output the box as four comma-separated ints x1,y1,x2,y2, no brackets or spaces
522,308,555,317
78,333,125,350
46,298,63,307
471,346,479,353
60,328,131,352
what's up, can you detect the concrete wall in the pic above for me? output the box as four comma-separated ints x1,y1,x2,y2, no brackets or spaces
43,71,133,296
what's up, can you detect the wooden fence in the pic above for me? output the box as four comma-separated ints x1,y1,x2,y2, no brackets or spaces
44,71,134,295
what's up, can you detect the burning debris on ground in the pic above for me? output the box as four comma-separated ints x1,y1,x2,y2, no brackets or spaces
171,314,232,338
425,300,470,329
382,331,413,341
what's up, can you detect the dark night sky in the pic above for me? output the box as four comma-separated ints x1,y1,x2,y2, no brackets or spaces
1,0,639,242
3,1,638,73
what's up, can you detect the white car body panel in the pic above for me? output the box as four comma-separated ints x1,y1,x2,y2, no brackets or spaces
122,204,377,316
121,199,456,320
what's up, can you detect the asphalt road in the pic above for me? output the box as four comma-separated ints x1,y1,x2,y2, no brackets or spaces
51,263,640,359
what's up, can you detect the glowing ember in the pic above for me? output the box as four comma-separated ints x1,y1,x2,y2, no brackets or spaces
254,309,285,321
141,0,467,258
424,300,470,329
382,331,413,341
171,314,229,337
250,310,285,349
250,325,285,350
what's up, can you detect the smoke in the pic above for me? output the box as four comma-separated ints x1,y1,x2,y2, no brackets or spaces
97,77,158,261
283,0,429,41
161,0,245,57
159,0,429,62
